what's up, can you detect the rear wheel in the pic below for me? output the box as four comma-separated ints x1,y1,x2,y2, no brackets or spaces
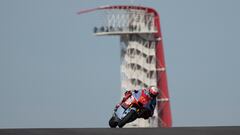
118,110,137,128
109,116,118,128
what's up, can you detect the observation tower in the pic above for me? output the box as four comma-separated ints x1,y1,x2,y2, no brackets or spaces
78,5,172,127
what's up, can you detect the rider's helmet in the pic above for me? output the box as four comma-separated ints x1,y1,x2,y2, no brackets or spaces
148,86,159,97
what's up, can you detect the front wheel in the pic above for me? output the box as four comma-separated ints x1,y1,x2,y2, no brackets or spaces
109,116,118,128
118,110,137,128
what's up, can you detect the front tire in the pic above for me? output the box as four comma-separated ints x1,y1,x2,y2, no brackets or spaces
118,110,137,128
109,116,118,128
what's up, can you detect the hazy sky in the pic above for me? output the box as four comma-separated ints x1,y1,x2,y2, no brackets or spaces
0,0,240,128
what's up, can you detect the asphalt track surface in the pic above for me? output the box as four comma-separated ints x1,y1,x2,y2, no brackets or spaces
0,127,240,135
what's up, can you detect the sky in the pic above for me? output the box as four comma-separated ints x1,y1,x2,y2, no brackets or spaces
0,0,240,128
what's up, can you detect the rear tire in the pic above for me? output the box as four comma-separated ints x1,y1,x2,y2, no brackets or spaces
109,116,118,128
118,110,137,128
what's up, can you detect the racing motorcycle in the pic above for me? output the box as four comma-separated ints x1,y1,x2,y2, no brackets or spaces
109,90,151,128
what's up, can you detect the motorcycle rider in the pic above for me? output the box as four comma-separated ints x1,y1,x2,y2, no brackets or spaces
115,86,159,120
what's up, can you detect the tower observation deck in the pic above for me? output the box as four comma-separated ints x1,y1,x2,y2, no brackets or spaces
78,5,172,127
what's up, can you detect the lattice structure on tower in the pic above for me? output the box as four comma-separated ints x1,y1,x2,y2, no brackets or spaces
78,5,172,127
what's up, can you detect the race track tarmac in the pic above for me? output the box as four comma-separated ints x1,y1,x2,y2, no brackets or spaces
0,126,240,135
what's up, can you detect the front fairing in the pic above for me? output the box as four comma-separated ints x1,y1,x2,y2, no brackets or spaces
114,92,141,120
114,106,138,120
114,106,130,120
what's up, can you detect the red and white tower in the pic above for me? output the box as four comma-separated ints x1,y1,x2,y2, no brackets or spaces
78,5,172,127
